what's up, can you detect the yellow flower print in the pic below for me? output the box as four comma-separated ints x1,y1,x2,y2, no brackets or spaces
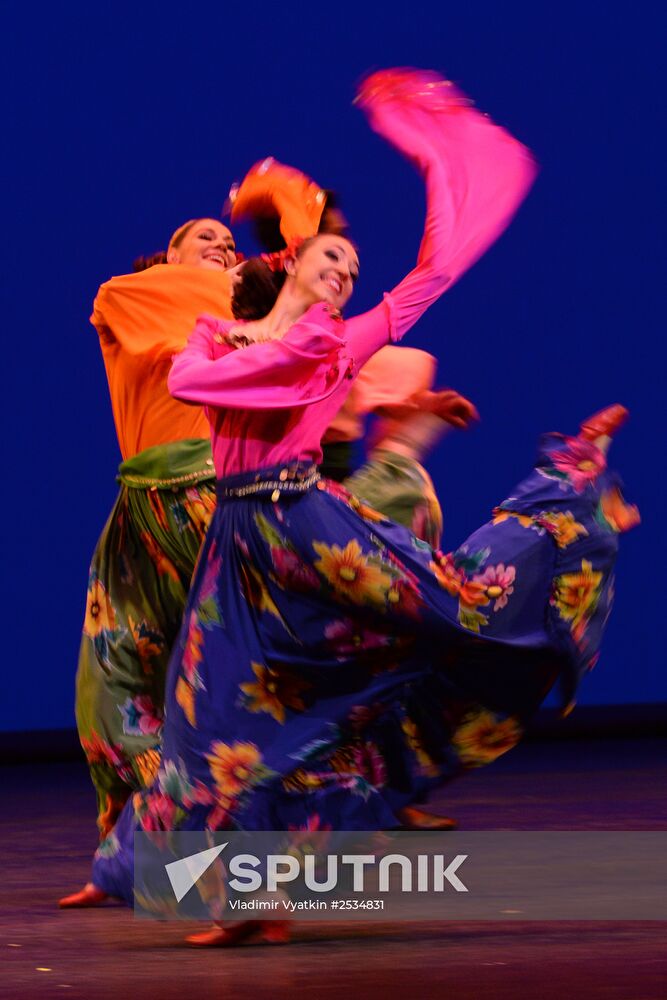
313,539,393,606
183,488,216,538
140,531,180,582
537,511,589,548
401,717,439,777
599,488,641,533
98,793,126,840
553,559,603,642
457,605,489,633
134,748,162,786
452,710,522,767
283,768,325,793
128,616,164,675
349,495,387,524
147,490,170,534
240,662,310,724
183,613,204,684
240,563,282,620
206,741,263,801
458,578,491,609
176,676,196,727
83,578,117,637
492,509,535,530
430,554,463,597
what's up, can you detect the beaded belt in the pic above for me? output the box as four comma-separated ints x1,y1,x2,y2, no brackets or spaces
218,463,320,502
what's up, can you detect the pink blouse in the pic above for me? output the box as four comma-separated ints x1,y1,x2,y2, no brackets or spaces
168,70,536,478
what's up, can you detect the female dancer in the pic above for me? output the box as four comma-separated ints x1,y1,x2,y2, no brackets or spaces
229,155,478,540
74,69,636,933
324,346,477,545
73,219,237,845
70,207,467,864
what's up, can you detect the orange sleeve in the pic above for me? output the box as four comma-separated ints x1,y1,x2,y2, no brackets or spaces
230,158,326,244
352,347,436,414
324,346,436,443
91,265,233,358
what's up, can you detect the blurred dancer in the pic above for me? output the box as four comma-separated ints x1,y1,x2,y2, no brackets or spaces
74,220,236,842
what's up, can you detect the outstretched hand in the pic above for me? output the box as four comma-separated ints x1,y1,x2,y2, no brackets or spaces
429,389,480,429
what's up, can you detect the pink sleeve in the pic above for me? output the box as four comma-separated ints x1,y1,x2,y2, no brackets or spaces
168,310,352,410
344,69,537,367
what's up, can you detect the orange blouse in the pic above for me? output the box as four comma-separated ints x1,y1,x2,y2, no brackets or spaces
91,264,233,459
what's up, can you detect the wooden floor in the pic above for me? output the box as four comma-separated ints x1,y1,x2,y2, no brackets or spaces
1,737,666,999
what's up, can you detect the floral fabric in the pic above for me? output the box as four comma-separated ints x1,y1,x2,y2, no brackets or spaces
92,433,633,903
75,440,216,837
345,448,443,547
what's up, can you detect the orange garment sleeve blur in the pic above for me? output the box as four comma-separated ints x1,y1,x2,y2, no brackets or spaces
324,346,436,444
230,158,326,244
92,264,233,459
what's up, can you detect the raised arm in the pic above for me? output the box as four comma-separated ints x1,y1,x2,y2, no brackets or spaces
344,68,537,366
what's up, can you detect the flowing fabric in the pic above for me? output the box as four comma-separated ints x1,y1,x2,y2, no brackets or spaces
76,440,216,837
166,71,537,478
345,449,443,546
230,158,326,246
92,437,630,904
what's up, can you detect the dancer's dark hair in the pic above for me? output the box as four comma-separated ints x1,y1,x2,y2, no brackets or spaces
232,258,287,319
234,190,352,320
232,236,328,321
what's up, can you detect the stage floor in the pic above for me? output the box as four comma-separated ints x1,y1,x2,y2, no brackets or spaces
2,737,666,999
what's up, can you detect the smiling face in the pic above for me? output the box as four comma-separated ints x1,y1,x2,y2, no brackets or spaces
287,234,359,311
167,219,237,270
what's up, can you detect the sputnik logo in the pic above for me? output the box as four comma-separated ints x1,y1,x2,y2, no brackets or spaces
165,843,227,902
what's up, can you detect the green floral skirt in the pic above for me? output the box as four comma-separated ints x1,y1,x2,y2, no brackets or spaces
75,439,216,837
345,449,443,547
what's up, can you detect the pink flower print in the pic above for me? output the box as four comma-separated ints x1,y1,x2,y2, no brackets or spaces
550,437,606,493
234,533,251,559
126,695,162,736
184,780,217,808
271,547,320,591
206,802,234,831
141,792,177,832
318,478,353,503
183,612,204,685
324,619,390,656
474,563,516,611
353,742,387,788
200,541,222,602
288,813,333,833
348,702,386,731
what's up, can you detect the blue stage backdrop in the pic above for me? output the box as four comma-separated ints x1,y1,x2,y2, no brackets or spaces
2,3,662,731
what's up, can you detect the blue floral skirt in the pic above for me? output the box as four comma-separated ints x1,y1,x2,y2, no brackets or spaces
92,432,634,902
